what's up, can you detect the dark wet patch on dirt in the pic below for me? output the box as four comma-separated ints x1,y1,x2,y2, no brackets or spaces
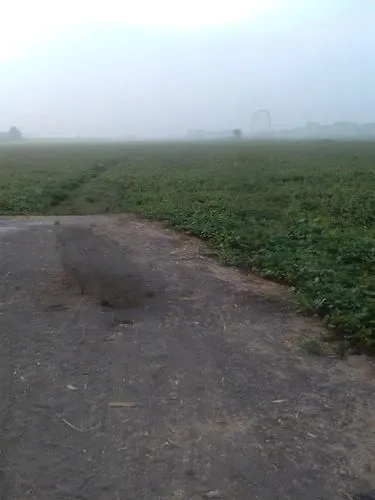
56,224,165,311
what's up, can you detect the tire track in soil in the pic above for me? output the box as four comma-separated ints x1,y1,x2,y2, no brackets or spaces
49,158,124,215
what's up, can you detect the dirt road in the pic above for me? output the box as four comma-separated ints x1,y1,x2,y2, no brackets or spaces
0,215,374,499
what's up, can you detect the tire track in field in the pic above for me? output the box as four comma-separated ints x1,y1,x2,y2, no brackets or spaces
46,158,125,214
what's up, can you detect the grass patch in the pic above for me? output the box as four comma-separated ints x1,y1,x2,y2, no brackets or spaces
1,140,375,351
302,339,325,356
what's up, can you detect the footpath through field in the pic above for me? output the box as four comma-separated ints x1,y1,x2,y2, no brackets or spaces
0,215,374,499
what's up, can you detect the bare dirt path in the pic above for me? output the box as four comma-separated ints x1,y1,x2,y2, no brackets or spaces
0,215,374,500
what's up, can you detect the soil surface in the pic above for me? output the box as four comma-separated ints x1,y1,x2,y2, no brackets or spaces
0,215,375,500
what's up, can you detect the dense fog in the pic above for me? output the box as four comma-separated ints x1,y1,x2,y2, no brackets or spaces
1,0,374,139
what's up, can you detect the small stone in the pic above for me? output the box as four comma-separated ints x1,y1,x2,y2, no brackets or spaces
203,491,221,499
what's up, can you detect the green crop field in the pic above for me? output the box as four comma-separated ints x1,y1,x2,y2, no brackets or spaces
1,140,374,351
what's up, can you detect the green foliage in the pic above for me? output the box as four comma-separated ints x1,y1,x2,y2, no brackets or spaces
1,140,375,351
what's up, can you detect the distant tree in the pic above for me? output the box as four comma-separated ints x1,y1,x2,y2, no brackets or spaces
233,129,242,140
8,127,22,141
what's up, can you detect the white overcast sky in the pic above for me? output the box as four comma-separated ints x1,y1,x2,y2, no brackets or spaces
1,0,374,137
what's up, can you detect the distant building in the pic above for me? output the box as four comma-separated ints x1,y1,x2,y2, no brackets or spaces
306,122,320,129
187,129,236,140
277,121,375,140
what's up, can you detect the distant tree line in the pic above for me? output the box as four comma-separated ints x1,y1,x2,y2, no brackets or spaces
0,127,23,142
232,129,242,140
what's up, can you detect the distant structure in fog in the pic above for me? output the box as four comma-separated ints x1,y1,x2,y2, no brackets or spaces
0,127,23,142
187,129,236,140
277,121,375,139
251,109,272,135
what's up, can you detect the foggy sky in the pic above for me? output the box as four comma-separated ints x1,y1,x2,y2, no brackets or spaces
1,0,375,138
